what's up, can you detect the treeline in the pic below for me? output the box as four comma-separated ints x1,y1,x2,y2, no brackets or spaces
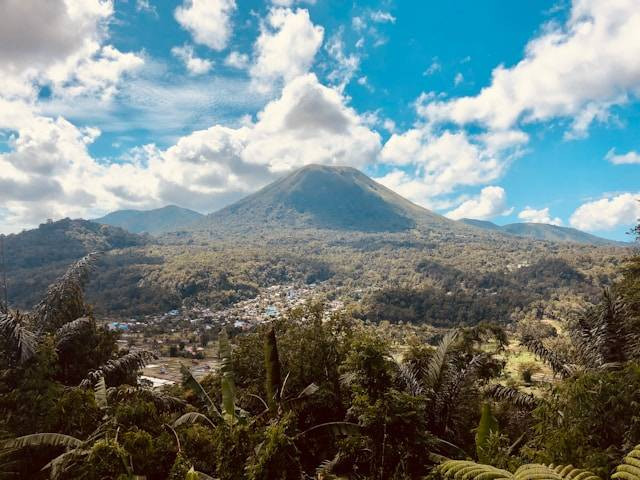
365,258,594,327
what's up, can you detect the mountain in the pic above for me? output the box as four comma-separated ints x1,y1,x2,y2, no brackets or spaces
95,205,204,235
194,164,459,235
459,218,622,246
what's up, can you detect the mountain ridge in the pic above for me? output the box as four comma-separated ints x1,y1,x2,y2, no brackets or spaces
460,218,624,246
94,205,204,235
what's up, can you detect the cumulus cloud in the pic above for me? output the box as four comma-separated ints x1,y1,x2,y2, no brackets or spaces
445,186,512,220
569,193,640,231
0,74,381,232
174,0,236,51
250,8,324,93
377,128,527,205
605,148,640,165
418,0,640,137
0,0,142,103
171,45,213,75
518,207,562,225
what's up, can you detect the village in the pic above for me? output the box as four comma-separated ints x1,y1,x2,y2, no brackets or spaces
104,281,346,386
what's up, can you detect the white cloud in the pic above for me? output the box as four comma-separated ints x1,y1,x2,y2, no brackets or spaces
271,0,316,5
0,74,381,231
225,51,249,69
174,0,236,51
518,206,562,225
605,148,640,165
445,186,512,220
136,0,158,16
570,192,640,231
0,0,142,103
454,72,464,86
325,33,360,92
378,128,527,204
250,8,324,93
419,0,640,137
423,60,441,76
370,11,396,24
171,45,213,75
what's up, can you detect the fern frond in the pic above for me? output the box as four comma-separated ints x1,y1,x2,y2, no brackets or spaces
0,310,37,364
512,463,562,480
94,376,108,409
80,350,156,388
484,384,538,409
613,445,640,480
550,464,601,480
438,459,512,480
32,252,100,333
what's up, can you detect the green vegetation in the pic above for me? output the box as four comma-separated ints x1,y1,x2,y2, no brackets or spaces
0,222,638,479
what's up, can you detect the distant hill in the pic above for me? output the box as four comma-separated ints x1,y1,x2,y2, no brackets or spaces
459,218,622,246
95,205,204,235
193,164,459,234
3,218,149,271
2,218,151,310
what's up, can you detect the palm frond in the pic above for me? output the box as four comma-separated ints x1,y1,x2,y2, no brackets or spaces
108,385,186,412
172,412,217,430
424,329,459,391
396,360,424,396
55,317,94,351
296,421,361,439
180,365,221,418
2,433,82,450
80,350,156,388
32,252,100,333
484,384,538,410
521,337,571,378
0,310,37,364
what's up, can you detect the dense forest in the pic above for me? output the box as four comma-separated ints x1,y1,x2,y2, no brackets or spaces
0,223,638,479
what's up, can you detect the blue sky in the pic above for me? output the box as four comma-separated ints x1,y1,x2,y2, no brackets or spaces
0,0,638,240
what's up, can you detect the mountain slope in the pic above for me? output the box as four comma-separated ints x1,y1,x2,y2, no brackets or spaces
460,218,622,246
95,205,204,235
195,164,458,234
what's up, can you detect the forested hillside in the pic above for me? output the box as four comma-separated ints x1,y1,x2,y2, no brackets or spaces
0,224,638,479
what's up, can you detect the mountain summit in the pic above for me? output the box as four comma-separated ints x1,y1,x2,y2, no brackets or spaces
198,164,455,234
